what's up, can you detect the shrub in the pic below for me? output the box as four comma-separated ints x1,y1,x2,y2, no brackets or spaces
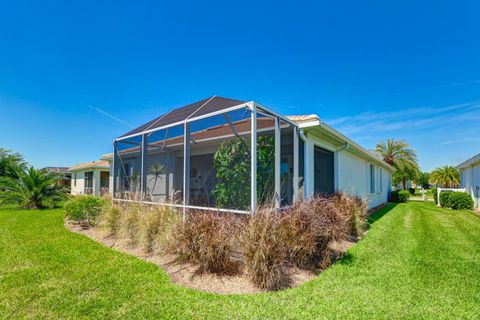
448,192,474,210
169,211,240,275
431,188,438,204
330,192,367,238
439,190,453,208
390,190,410,203
408,187,416,195
241,210,290,291
65,195,107,227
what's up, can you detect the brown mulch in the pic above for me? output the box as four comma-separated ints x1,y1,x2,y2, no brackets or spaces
65,220,355,294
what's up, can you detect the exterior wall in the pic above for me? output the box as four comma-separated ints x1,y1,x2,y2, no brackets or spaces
304,133,392,209
460,163,480,209
71,169,109,196
71,171,85,195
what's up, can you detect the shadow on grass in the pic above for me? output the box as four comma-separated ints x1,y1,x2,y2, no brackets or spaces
368,202,398,225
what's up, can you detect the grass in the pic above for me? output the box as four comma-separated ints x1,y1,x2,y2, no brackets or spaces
1,202,480,319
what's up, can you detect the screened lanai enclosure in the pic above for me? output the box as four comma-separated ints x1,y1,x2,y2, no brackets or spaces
113,96,304,214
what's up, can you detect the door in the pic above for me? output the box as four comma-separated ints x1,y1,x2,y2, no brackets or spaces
314,146,334,195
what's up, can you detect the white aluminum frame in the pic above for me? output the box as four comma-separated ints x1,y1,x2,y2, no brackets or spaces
112,100,301,214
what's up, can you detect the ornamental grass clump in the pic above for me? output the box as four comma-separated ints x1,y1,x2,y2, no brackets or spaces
169,210,240,275
241,209,291,291
117,204,142,245
330,192,368,238
139,206,178,253
281,196,348,270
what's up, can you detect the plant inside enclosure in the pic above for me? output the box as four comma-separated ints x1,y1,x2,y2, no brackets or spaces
65,195,108,227
212,136,275,209
0,167,68,209
148,162,167,197
429,165,460,188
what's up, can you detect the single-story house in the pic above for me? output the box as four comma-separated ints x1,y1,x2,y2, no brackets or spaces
102,96,394,213
456,153,480,209
69,160,110,196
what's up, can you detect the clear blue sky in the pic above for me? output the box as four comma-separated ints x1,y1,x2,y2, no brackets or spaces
0,1,479,171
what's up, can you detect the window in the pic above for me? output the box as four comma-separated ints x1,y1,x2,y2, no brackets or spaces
370,164,375,194
378,168,383,193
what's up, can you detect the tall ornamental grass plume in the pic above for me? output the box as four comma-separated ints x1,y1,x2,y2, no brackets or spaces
281,196,349,270
169,210,241,275
139,206,179,254
330,192,368,238
117,203,142,245
240,209,291,291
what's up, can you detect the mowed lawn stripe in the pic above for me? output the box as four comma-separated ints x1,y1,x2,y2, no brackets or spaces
1,202,480,319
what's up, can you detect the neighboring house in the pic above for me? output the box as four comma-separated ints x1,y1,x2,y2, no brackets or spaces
69,161,110,196
456,153,480,209
102,96,394,212
43,166,72,191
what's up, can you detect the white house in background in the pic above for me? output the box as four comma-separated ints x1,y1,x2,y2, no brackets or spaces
69,160,110,196
457,153,480,209
101,96,394,211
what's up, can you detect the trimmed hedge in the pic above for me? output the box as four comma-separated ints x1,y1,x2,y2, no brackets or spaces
439,191,453,208
446,192,474,210
65,195,108,227
390,190,410,203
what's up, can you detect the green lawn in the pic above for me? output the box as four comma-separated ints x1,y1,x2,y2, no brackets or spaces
1,202,480,319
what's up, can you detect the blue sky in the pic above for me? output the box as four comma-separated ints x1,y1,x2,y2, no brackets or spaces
0,0,479,171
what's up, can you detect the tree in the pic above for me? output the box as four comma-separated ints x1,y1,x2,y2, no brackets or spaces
0,167,68,209
0,148,27,179
414,172,431,189
429,165,460,188
375,139,420,189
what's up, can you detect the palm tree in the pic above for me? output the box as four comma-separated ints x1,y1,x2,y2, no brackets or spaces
0,167,68,208
429,165,460,188
149,162,167,197
0,148,27,179
375,139,420,189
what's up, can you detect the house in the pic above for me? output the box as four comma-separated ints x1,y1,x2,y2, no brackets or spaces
42,166,72,191
456,153,480,209
69,160,110,196
102,96,394,212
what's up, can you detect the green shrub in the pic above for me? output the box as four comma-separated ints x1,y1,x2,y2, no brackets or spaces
439,191,453,208
431,188,438,204
169,211,240,275
390,190,410,203
408,187,416,195
448,192,474,210
65,195,107,227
